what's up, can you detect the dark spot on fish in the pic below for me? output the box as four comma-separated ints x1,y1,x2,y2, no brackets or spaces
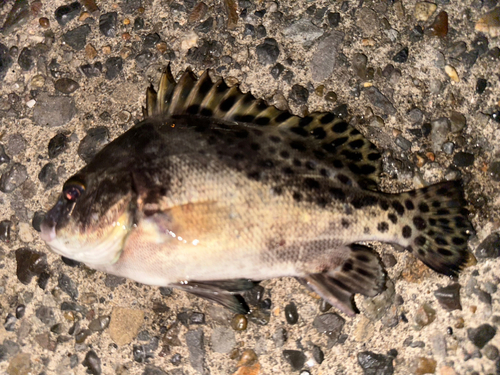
437,186,448,196
269,135,281,143
351,195,378,209
317,197,329,207
247,171,261,181
418,249,426,257
332,121,349,133
250,143,261,151
283,167,294,175
200,108,213,117
255,117,270,126
321,113,335,124
377,222,389,233
220,95,236,112
199,78,213,95
290,140,307,152
350,128,360,135
293,159,302,167
304,178,320,190
235,129,249,138
432,201,441,208
435,237,448,245
320,168,329,177
439,218,450,225
359,164,376,175
379,200,390,211
313,150,326,160
312,127,327,139
438,248,453,257
356,254,370,263
291,127,309,137
216,81,229,93
233,152,245,160
275,112,293,123
388,213,397,224
293,192,302,202
341,219,349,228
437,208,450,216
364,227,370,234
341,150,362,161
280,150,290,159
405,200,415,210
268,147,276,154
305,161,316,170
332,137,348,147
429,218,436,226
260,159,274,169
333,160,343,169
329,188,346,201
408,190,417,197
336,174,350,186
322,142,336,153
428,229,435,236
418,203,429,213
413,216,426,230
349,139,364,150
187,104,200,114
272,186,282,195
356,268,372,277
415,235,426,246
368,152,381,161
402,225,412,238
342,260,353,272
392,201,405,216
452,237,465,245
299,116,314,127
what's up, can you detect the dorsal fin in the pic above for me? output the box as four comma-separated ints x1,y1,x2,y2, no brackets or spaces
144,66,382,189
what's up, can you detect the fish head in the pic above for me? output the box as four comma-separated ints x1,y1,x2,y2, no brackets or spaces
40,162,136,266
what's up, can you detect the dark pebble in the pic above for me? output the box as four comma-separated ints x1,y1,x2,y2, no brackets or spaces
452,152,474,167
58,273,79,300
283,350,306,371
333,104,349,119
38,271,50,290
357,351,394,375
472,35,489,55
144,33,161,48
248,308,271,326
312,345,324,364
244,24,254,38
55,78,80,94
474,288,492,305
36,306,56,326
442,142,455,154
4,314,16,331
488,47,500,60
0,163,28,193
488,161,500,182
428,11,448,38
327,11,341,27
80,62,103,78
89,316,110,332
171,353,182,365
272,327,287,347
187,40,223,67
393,47,409,63
0,43,14,80
484,345,499,360
260,298,272,310
18,47,34,71
284,302,299,324
15,248,48,284
364,86,396,115
75,329,92,344
493,111,500,124
434,283,462,311
476,233,500,258
468,324,497,349
185,329,206,374
476,78,487,94
38,162,58,189
0,220,12,242
256,38,280,65
395,135,412,151
255,25,267,39
48,133,69,159
231,314,247,331
195,17,213,34
0,144,10,165
144,366,168,375
55,2,81,26
104,274,126,289
62,25,91,51
99,12,117,37
135,50,154,69
133,344,155,363
105,56,123,80
189,312,205,325
120,0,142,13
60,301,85,312
313,313,345,341
34,93,77,127
134,17,145,30
78,127,110,163
409,25,424,42
244,284,264,306
15,305,26,319
289,84,309,105
159,287,173,296
319,299,332,312
461,50,479,69
61,256,80,267
82,350,102,375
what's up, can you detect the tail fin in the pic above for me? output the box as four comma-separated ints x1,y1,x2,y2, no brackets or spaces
397,181,473,277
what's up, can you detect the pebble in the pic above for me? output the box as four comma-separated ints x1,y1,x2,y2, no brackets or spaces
430,334,447,358
62,25,92,50
185,329,206,374
80,62,103,78
284,302,299,324
283,350,306,371
144,33,161,48
231,314,248,331
120,0,142,13
134,17,145,30
430,117,450,152
48,133,69,159
82,350,101,375
270,63,285,79
54,78,79,94
476,232,500,258
210,327,236,353
58,273,79,300
0,43,13,80
105,56,123,80
442,142,455,154
310,31,344,82
89,316,110,332
475,7,500,38
109,307,144,346
4,314,16,331
38,162,58,189
328,12,341,27
35,306,56,326
189,312,205,325
15,305,26,319
6,353,31,375
476,78,487,94
484,344,499,360
0,340,20,361
428,11,448,37
54,2,82,26
1,0,30,35
313,313,345,341
412,357,436,375
195,17,213,34
452,152,474,167
272,327,287,347
18,47,34,71
444,65,459,83
256,38,280,65
7,133,26,156
289,84,309,105
414,2,437,21
434,283,462,311
0,163,28,193
187,39,222,67
0,144,10,165
357,8,379,37
363,87,396,115
282,19,324,46
357,351,394,375
33,93,76,127
468,324,496,349
449,111,466,133
144,366,168,375
393,47,409,63
39,17,50,28
78,127,110,163
99,12,117,37
18,222,33,243
414,303,436,328
395,135,412,151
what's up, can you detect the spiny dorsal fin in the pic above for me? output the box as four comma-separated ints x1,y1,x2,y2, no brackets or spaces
145,67,382,189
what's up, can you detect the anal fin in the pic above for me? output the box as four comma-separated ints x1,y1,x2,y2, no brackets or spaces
298,244,386,316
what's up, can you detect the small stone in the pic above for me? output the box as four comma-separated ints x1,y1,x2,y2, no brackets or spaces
434,283,462,311
82,350,101,375
185,329,206,374
357,351,394,375
33,93,77,127
0,144,10,165
352,53,368,79
430,117,450,152
284,302,299,324
0,163,27,193
476,78,487,94
414,2,437,21
325,91,337,103
55,2,82,26
430,334,447,358
134,17,145,30
39,17,50,28
16,305,26,319
99,12,117,37
310,31,344,82
0,43,13,80
442,142,455,154
7,133,26,156
38,162,58,189
415,303,436,328
109,307,144,346
48,133,69,159
63,25,91,50
4,314,16,331
18,47,34,71
484,345,499,360
36,306,56,326
211,327,236,353
270,63,285,79
189,312,205,325
144,33,161,48
273,328,287,347
89,316,110,332
283,350,306,371
231,314,248,331
195,17,213,33
449,111,466,133
80,62,103,78
105,56,123,80
313,313,345,341
363,86,396,115
327,12,341,27
428,11,448,37
444,65,459,83
357,8,379,37
256,38,280,65
393,47,409,63
78,127,109,163
468,324,496,349
58,273,79,300
452,152,474,167
54,78,80,94
475,7,500,38
283,19,324,46
395,135,412,151
412,357,436,375
289,84,309,105
476,233,500,258
6,353,31,375
85,44,98,59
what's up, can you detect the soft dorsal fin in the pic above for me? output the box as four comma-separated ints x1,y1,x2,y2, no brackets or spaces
144,66,382,189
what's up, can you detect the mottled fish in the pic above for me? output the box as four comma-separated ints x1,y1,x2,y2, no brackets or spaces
41,67,473,316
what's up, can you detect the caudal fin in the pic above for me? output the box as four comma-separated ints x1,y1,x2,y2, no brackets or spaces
397,180,473,277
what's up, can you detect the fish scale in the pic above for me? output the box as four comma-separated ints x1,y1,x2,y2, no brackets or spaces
41,66,473,316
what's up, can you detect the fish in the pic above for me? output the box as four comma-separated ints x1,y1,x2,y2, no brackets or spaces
40,66,473,316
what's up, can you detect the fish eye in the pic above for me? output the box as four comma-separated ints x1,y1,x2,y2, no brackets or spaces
63,181,86,202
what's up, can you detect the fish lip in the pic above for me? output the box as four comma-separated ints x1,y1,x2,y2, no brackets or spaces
40,221,56,242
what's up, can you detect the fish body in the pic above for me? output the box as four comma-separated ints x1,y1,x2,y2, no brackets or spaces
41,68,472,315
